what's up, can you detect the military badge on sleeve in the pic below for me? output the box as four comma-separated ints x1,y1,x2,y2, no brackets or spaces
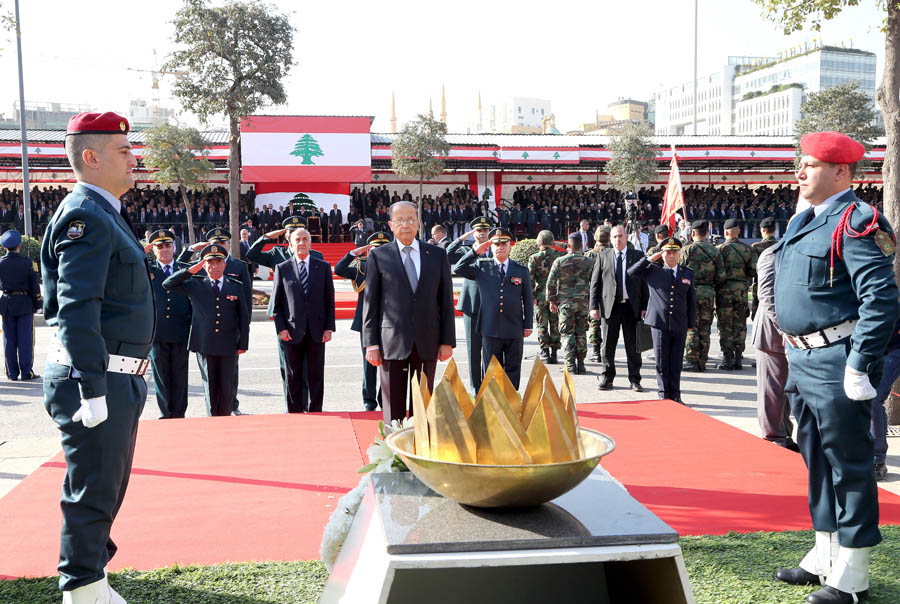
875,229,895,257
66,221,85,240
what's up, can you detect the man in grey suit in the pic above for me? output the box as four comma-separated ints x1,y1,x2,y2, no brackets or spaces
752,246,797,451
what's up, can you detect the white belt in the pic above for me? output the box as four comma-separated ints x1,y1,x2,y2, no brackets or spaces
784,319,857,351
48,337,150,377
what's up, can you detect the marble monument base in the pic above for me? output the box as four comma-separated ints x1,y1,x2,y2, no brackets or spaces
319,469,695,604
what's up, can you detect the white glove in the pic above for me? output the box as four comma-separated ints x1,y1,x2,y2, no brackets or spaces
843,366,877,401
72,396,108,428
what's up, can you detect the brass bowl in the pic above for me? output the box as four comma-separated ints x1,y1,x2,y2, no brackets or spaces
385,427,615,508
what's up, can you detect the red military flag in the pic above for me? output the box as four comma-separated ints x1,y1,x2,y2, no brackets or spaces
660,148,685,235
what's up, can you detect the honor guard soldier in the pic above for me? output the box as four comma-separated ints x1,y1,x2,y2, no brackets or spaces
679,220,725,372
628,237,696,403
772,132,899,604
546,233,594,374
527,230,563,364
0,229,41,380
334,231,391,410
245,215,324,406
42,111,154,603
446,215,493,392
144,229,192,418
750,216,778,321
180,228,252,414
716,217,757,370
164,243,250,416
585,226,611,362
453,227,533,390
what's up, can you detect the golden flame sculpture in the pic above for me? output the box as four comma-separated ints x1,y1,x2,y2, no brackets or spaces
411,356,587,466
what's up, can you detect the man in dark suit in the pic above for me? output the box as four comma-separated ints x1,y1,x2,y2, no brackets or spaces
363,201,455,423
0,230,42,381
429,224,450,248
589,225,649,391
574,219,594,253
453,227,533,390
627,238,696,403
272,228,336,413
329,203,343,241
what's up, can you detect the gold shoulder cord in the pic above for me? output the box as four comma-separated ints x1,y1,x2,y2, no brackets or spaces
352,260,366,293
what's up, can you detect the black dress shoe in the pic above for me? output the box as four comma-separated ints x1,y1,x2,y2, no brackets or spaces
775,567,820,586
806,585,868,604
630,382,643,393
598,380,613,391
364,404,378,411
875,462,888,481
23,372,40,380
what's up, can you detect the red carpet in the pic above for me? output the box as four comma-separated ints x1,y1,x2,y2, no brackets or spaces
2,401,899,579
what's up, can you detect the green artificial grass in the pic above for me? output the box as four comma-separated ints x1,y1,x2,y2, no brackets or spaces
2,527,897,603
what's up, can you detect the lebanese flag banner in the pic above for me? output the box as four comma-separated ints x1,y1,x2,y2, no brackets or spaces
241,116,372,183
660,149,685,235
254,182,350,218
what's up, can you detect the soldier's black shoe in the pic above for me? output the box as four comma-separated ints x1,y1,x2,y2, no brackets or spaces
733,354,743,370
576,359,586,374
875,462,888,481
806,586,868,604
539,348,551,363
682,361,701,372
630,382,644,393
549,348,558,365
697,363,706,372
598,379,613,391
590,349,601,362
774,567,820,586
566,363,577,374
717,354,735,370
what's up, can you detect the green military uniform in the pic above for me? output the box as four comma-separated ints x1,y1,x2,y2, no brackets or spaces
716,227,756,369
679,233,725,370
584,241,610,361
546,250,594,373
750,230,778,320
527,246,563,363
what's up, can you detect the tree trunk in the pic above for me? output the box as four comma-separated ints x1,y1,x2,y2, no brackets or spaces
181,185,196,246
418,175,424,240
877,2,900,425
228,115,242,257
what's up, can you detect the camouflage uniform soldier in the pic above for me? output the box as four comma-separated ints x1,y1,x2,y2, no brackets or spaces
716,218,757,370
645,224,671,266
750,216,778,321
547,233,595,374
584,226,611,361
528,230,563,364
680,220,725,371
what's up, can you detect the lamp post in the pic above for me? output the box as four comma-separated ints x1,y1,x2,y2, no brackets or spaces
14,0,32,237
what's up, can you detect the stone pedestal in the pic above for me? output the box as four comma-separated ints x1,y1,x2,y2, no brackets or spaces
320,468,695,604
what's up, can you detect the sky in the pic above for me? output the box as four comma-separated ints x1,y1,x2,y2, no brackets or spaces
0,0,889,134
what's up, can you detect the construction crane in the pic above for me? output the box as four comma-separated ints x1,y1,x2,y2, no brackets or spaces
127,49,187,124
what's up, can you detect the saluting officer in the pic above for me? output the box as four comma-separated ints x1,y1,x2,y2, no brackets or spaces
772,132,899,604
334,231,391,411
453,227,533,390
164,243,250,417
144,229,191,418
628,237,696,404
245,215,324,406
716,217,756,370
0,229,42,381
446,215,493,392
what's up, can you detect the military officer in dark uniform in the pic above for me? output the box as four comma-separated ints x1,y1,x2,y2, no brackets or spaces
773,132,900,604
164,243,250,417
446,215,493,392
453,227,533,390
42,112,154,602
0,230,41,380
144,229,191,418
334,231,391,411
627,238,696,403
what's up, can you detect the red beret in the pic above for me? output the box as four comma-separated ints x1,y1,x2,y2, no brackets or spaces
66,112,130,136
799,131,865,164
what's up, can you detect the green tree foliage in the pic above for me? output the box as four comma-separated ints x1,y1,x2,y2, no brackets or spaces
794,82,883,161
142,123,215,245
291,134,324,165
391,114,450,238
0,235,40,264
164,0,294,252
605,122,659,194
0,2,15,55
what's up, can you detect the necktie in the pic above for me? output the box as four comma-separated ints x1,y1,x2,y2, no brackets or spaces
298,260,309,296
499,263,506,282
164,265,172,277
211,279,219,292
403,246,418,291
615,251,624,302
799,207,816,229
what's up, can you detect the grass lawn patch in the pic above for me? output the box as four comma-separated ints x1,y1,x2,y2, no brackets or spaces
2,527,897,603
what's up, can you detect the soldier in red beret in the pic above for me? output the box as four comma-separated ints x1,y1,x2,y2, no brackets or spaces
772,131,899,604
40,112,153,603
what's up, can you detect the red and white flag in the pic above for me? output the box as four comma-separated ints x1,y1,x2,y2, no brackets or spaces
240,116,372,183
660,148,685,235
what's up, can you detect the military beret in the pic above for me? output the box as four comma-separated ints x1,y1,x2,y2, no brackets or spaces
66,112,130,136
723,218,740,230
148,229,174,245
691,220,708,230
206,227,231,242
471,216,492,230
800,131,865,164
200,244,227,260
660,237,682,251
367,231,391,247
760,216,776,229
489,227,512,243
282,216,307,229
654,224,670,236
1,229,22,249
